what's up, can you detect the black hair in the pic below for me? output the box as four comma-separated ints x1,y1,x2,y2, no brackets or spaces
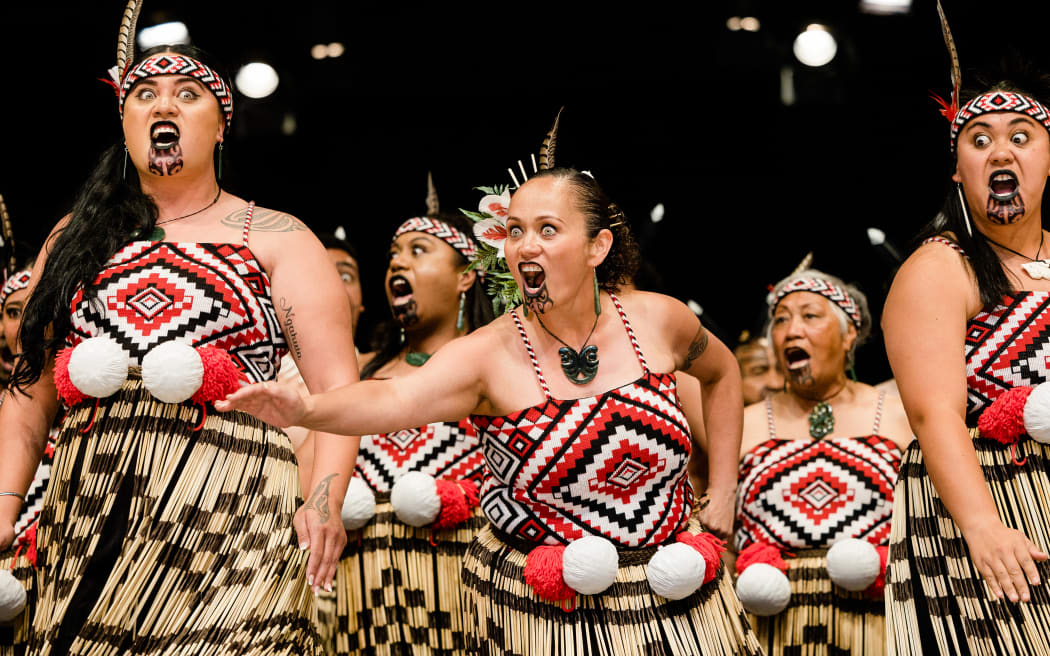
317,233,360,264
527,168,640,292
361,211,494,380
914,59,1050,308
11,44,230,392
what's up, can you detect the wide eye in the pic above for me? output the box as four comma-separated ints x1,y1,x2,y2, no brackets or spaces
177,88,199,100
136,88,156,100
541,225,556,237
1012,131,1030,145
508,226,523,238
340,273,355,283
411,245,426,256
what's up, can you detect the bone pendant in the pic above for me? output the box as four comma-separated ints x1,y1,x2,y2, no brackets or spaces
1022,260,1050,280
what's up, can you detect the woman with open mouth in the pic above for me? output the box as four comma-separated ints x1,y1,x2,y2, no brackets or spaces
328,190,494,656
734,268,912,656
0,2,357,654
219,150,762,653
883,9,1050,654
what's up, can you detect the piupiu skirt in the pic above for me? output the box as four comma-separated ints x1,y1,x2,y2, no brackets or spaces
461,519,763,656
886,431,1050,655
0,549,35,656
333,497,485,655
29,377,324,655
750,549,885,656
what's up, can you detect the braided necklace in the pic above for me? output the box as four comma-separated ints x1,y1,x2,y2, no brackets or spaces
985,230,1050,280
149,187,222,241
535,311,600,385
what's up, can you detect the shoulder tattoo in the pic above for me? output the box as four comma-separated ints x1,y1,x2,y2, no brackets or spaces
221,207,307,233
683,325,709,369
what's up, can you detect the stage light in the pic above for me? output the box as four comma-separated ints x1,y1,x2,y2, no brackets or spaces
793,24,837,67
328,42,345,58
687,300,703,317
650,203,665,223
859,0,911,15
137,21,190,49
727,16,742,31
235,63,279,99
311,44,328,60
740,17,760,32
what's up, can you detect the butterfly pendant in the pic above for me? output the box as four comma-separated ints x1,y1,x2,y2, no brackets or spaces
559,345,599,385
1022,260,1050,280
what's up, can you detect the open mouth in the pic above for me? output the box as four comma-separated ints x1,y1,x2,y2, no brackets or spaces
519,262,546,293
150,121,180,150
989,170,1019,202
783,346,810,371
388,275,414,308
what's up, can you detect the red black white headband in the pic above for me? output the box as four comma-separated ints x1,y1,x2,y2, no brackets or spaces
394,217,477,262
115,54,234,132
772,276,862,329
0,270,31,309
949,92,1050,152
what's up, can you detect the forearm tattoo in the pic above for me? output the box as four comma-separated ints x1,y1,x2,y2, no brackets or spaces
279,297,303,360
683,326,709,369
222,207,307,232
303,473,337,523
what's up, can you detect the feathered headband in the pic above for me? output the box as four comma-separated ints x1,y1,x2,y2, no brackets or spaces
393,174,478,262
105,0,233,132
933,0,1050,151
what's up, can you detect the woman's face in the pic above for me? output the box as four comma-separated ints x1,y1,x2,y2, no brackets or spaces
328,248,364,332
954,111,1050,225
770,291,855,388
2,289,27,355
385,232,468,330
735,339,784,405
122,65,223,179
504,176,608,315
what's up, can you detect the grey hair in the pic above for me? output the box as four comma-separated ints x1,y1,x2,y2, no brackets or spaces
766,269,872,370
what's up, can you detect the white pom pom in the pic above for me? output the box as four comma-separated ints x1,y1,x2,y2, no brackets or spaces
390,471,441,527
646,543,705,600
736,563,791,616
1024,382,1050,444
562,536,619,595
826,538,881,592
68,337,129,398
141,342,204,404
341,477,377,530
0,570,27,622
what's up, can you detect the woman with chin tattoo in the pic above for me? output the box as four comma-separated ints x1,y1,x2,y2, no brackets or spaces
328,195,494,655
219,159,762,655
0,4,357,654
734,268,911,656
882,15,1050,653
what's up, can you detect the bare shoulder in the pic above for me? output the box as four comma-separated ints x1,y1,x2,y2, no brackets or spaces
875,388,915,451
616,288,689,322
224,204,310,234
740,399,771,457
892,236,977,304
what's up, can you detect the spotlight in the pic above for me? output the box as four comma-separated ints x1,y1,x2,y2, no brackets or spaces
137,21,190,49
235,62,280,99
740,17,760,32
793,24,837,67
328,42,345,58
310,44,328,60
687,300,703,317
650,203,665,224
727,16,742,31
859,0,911,15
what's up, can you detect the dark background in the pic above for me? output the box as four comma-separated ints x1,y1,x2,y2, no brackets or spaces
2,0,1050,381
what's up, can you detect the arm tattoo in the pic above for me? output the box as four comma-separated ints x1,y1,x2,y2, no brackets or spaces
279,297,303,360
683,326,709,369
303,473,337,523
222,207,307,233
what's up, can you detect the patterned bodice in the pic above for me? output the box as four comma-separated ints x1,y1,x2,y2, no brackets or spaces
735,393,902,551
355,419,485,494
965,292,1050,421
68,204,287,383
471,294,693,548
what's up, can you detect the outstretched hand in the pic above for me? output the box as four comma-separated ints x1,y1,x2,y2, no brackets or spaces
215,381,307,427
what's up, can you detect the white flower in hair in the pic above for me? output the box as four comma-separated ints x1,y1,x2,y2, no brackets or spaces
473,190,511,258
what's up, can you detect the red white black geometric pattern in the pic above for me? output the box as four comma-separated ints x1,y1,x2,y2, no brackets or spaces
773,277,862,328
393,217,477,261
965,292,1050,420
119,54,234,131
354,419,486,493
951,91,1050,151
735,435,902,551
68,241,286,383
472,298,693,548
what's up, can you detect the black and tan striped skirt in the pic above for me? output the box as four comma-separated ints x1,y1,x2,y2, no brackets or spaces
750,548,885,656
461,519,762,656
29,377,323,655
886,431,1050,655
0,549,34,656
333,497,486,655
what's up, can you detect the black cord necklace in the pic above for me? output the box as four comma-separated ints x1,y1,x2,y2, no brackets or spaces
985,230,1050,280
149,187,223,241
535,310,600,385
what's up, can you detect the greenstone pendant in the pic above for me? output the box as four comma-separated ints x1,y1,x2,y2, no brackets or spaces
809,401,834,439
150,226,165,242
405,351,431,366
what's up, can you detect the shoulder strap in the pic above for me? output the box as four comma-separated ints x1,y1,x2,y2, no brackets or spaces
922,236,969,259
608,292,649,374
242,202,256,247
765,396,777,439
511,309,552,400
873,388,887,434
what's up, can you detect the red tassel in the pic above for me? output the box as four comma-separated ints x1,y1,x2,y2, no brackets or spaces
80,398,100,434
192,403,208,432
192,347,241,405
22,525,37,568
736,540,789,576
524,545,574,602
978,386,1034,445
868,545,889,598
53,347,87,407
431,479,480,531
676,532,726,584
10,543,21,571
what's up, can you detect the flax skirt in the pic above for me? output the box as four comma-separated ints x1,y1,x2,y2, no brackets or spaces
0,549,34,656
886,430,1050,655
750,549,885,656
333,497,486,656
28,378,323,655
461,519,763,656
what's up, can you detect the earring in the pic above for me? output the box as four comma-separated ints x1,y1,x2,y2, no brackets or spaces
122,145,128,181
217,143,224,182
593,269,601,316
456,291,467,331
956,183,973,238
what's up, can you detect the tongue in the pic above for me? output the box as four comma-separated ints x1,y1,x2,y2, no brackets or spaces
992,181,1016,195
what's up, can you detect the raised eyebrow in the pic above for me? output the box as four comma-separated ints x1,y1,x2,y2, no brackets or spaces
1009,116,1038,128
